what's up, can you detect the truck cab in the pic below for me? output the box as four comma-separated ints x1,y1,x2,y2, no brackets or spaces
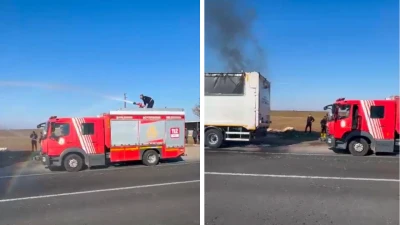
324,97,399,156
324,99,360,141
40,116,105,171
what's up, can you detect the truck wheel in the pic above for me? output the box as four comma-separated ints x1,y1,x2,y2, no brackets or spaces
63,154,84,172
205,129,223,148
349,138,369,156
142,150,159,166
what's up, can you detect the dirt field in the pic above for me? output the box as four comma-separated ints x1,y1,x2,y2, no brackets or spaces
270,110,327,131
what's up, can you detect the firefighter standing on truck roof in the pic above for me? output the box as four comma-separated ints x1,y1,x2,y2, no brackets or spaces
320,115,327,140
140,94,154,108
304,114,315,133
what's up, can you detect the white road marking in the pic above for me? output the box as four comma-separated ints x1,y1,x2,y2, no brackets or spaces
0,180,200,203
206,150,400,158
0,161,199,180
205,172,400,182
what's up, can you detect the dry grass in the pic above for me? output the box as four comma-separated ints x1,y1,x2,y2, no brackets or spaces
270,110,327,131
0,129,40,151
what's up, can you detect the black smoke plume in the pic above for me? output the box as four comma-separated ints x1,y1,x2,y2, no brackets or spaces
205,0,266,73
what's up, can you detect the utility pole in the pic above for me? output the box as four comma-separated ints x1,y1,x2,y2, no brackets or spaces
124,93,127,108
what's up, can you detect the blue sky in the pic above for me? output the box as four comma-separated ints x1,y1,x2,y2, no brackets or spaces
205,0,399,110
0,0,199,129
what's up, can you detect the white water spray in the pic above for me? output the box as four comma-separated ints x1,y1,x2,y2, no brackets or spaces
0,81,138,129
0,81,134,104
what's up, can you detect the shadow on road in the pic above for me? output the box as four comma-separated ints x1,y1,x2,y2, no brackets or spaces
0,150,37,169
108,156,185,167
83,156,186,171
330,148,350,155
375,152,399,156
0,151,188,172
218,131,323,149
330,148,399,156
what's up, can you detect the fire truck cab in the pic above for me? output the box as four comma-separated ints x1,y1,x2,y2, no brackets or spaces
40,108,186,172
324,96,399,156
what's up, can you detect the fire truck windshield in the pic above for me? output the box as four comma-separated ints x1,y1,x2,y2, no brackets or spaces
48,122,70,138
336,104,351,119
323,103,351,121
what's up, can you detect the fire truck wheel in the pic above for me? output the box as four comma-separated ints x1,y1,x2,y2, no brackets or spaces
142,150,160,166
63,153,84,172
349,138,369,156
205,129,223,148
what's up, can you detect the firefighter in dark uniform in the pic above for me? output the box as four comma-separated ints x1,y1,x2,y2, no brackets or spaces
185,128,188,144
304,114,315,133
140,94,154,108
192,128,198,144
320,115,328,140
30,131,38,152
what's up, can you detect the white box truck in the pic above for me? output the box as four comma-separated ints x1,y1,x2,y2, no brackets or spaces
204,72,271,148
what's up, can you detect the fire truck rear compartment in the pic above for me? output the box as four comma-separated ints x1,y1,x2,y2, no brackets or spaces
109,119,185,163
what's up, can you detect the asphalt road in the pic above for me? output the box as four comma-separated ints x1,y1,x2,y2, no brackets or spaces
0,162,200,225
205,150,399,225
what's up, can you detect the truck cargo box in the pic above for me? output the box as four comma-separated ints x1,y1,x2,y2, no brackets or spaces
204,72,271,148
204,72,271,130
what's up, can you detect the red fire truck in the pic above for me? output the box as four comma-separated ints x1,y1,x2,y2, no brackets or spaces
324,96,399,156
40,108,186,172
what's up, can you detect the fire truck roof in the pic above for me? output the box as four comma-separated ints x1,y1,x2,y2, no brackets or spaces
109,108,185,116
